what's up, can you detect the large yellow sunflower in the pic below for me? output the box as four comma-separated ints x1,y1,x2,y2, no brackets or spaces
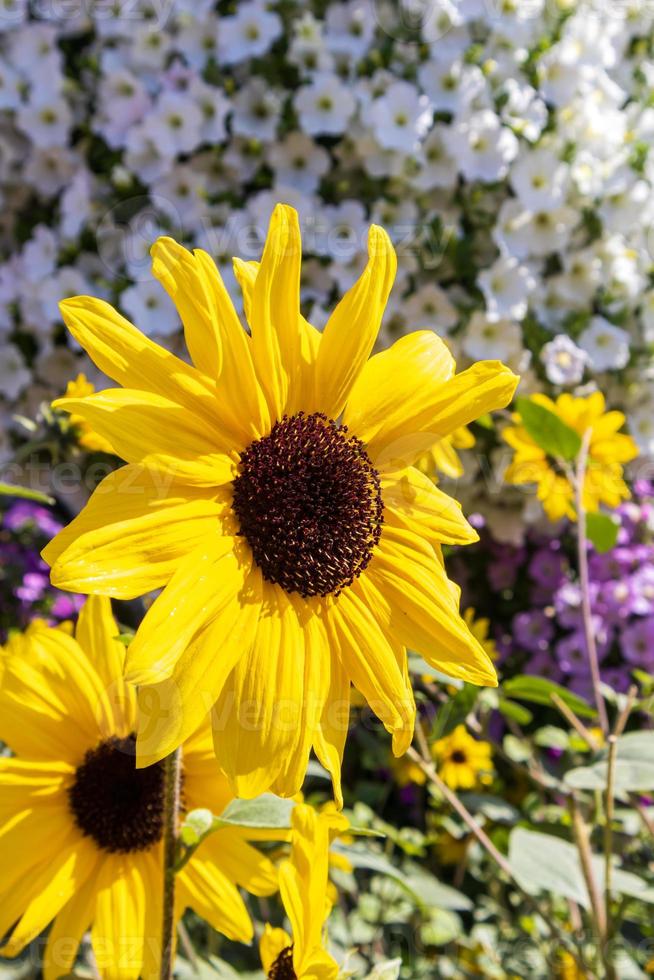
43,204,518,804
260,803,346,979
0,597,277,980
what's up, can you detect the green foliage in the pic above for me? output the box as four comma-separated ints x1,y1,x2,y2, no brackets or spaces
586,511,621,553
515,396,582,461
502,675,597,718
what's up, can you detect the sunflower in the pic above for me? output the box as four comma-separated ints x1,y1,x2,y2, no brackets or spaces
0,597,277,980
503,392,638,522
419,425,475,480
432,725,493,791
57,373,116,454
43,203,518,804
260,803,345,979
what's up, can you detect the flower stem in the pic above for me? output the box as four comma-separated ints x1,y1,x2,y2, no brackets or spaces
160,747,181,980
574,429,609,735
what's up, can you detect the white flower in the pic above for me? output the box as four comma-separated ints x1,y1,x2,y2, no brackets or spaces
403,283,459,333
294,72,356,135
218,1,282,65
325,0,375,60
309,200,367,261
418,57,486,115
21,225,58,281
540,334,588,386
268,132,330,194
24,147,77,196
629,405,654,457
0,343,31,400
510,145,569,211
478,256,535,321
17,96,73,148
232,79,282,142
95,69,150,149
151,164,207,233
120,280,179,338
462,311,523,361
578,316,631,372
149,91,204,156
411,125,458,190
0,60,21,110
187,77,231,145
445,110,519,182
550,248,602,309
640,289,654,344
499,80,547,142
494,199,577,259
365,80,432,152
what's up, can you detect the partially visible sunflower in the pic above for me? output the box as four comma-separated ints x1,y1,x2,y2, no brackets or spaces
0,597,277,980
433,725,493,791
43,203,518,804
419,425,475,480
57,373,116,454
463,608,498,663
503,392,638,522
260,803,346,980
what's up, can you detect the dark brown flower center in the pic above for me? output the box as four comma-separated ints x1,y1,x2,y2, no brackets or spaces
451,750,468,764
232,412,383,598
68,734,165,853
268,946,297,979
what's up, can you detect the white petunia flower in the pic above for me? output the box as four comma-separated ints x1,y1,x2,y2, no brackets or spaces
629,405,654,457
494,199,578,259
149,91,204,156
445,110,519,182
478,256,536,321
365,80,432,152
578,316,631,372
17,96,73,148
120,280,180,338
403,283,459,333
462,311,523,362
232,79,282,142
510,145,569,211
418,57,486,115
294,72,356,135
268,132,330,194
218,1,282,64
0,343,31,400
540,334,588,386
325,0,375,60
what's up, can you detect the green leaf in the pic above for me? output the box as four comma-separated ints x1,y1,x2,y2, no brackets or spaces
459,793,520,824
586,512,620,553
516,396,582,461
0,481,55,505
502,675,597,718
217,794,295,830
566,732,654,792
498,697,533,725
331,846,472,911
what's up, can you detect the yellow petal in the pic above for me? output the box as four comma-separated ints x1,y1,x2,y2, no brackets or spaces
178,857,253,942
53,389,236,486
344,331,518,468
315,225,396,418
91,857,147,980
152,239,270,439
43,872,98,980
44,465,231,599
381,467,479,547
260,924,292,974
135,565,261,768
327,587,415,750
75,596,135,737
59,295,222,423
248,204,304,419
198,827,278,897
312,644,350,811
213,582,307,797
0,834,99,957
365,525,498,687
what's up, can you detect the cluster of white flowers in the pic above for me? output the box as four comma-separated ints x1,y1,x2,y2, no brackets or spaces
0,0,653,465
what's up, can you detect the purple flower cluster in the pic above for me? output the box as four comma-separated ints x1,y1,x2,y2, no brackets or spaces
449,482,654,698
0,501,83,640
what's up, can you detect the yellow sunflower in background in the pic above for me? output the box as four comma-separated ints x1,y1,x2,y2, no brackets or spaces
503,392,638,522
43,203,518,804
433,725,493,791
0,597,277,980
419,425,475,480
260,803,346,980
57,373,116,454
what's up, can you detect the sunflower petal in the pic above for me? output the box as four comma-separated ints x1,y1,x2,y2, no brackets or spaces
178,858,253,942
75,596,135,737
45,465,231,599
53,388,236,486
91,857,147,980
312,640,350,811
315,225,396,418
381,467,479,547
344,332,518,468
43,872,98,980
199,828,278,897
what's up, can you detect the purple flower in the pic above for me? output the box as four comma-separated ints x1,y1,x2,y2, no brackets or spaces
621,618,654,669
632,565,654,615
598,579,638,622
4,501,62,538
512,610,555,652
529,546,566,592
16,571,49,602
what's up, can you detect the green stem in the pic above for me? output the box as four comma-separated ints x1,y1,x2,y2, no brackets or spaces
161,748,181,980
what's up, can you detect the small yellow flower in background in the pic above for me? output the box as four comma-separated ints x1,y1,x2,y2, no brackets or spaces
556,950,588,979
260,803,345,980
503,392,638,522
433,725,494,791
463,607,498,662
58,373,116,454
434,830,469,866
0,597,277,980
418,425,475,480
390,752,427,787
43,203,518,804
